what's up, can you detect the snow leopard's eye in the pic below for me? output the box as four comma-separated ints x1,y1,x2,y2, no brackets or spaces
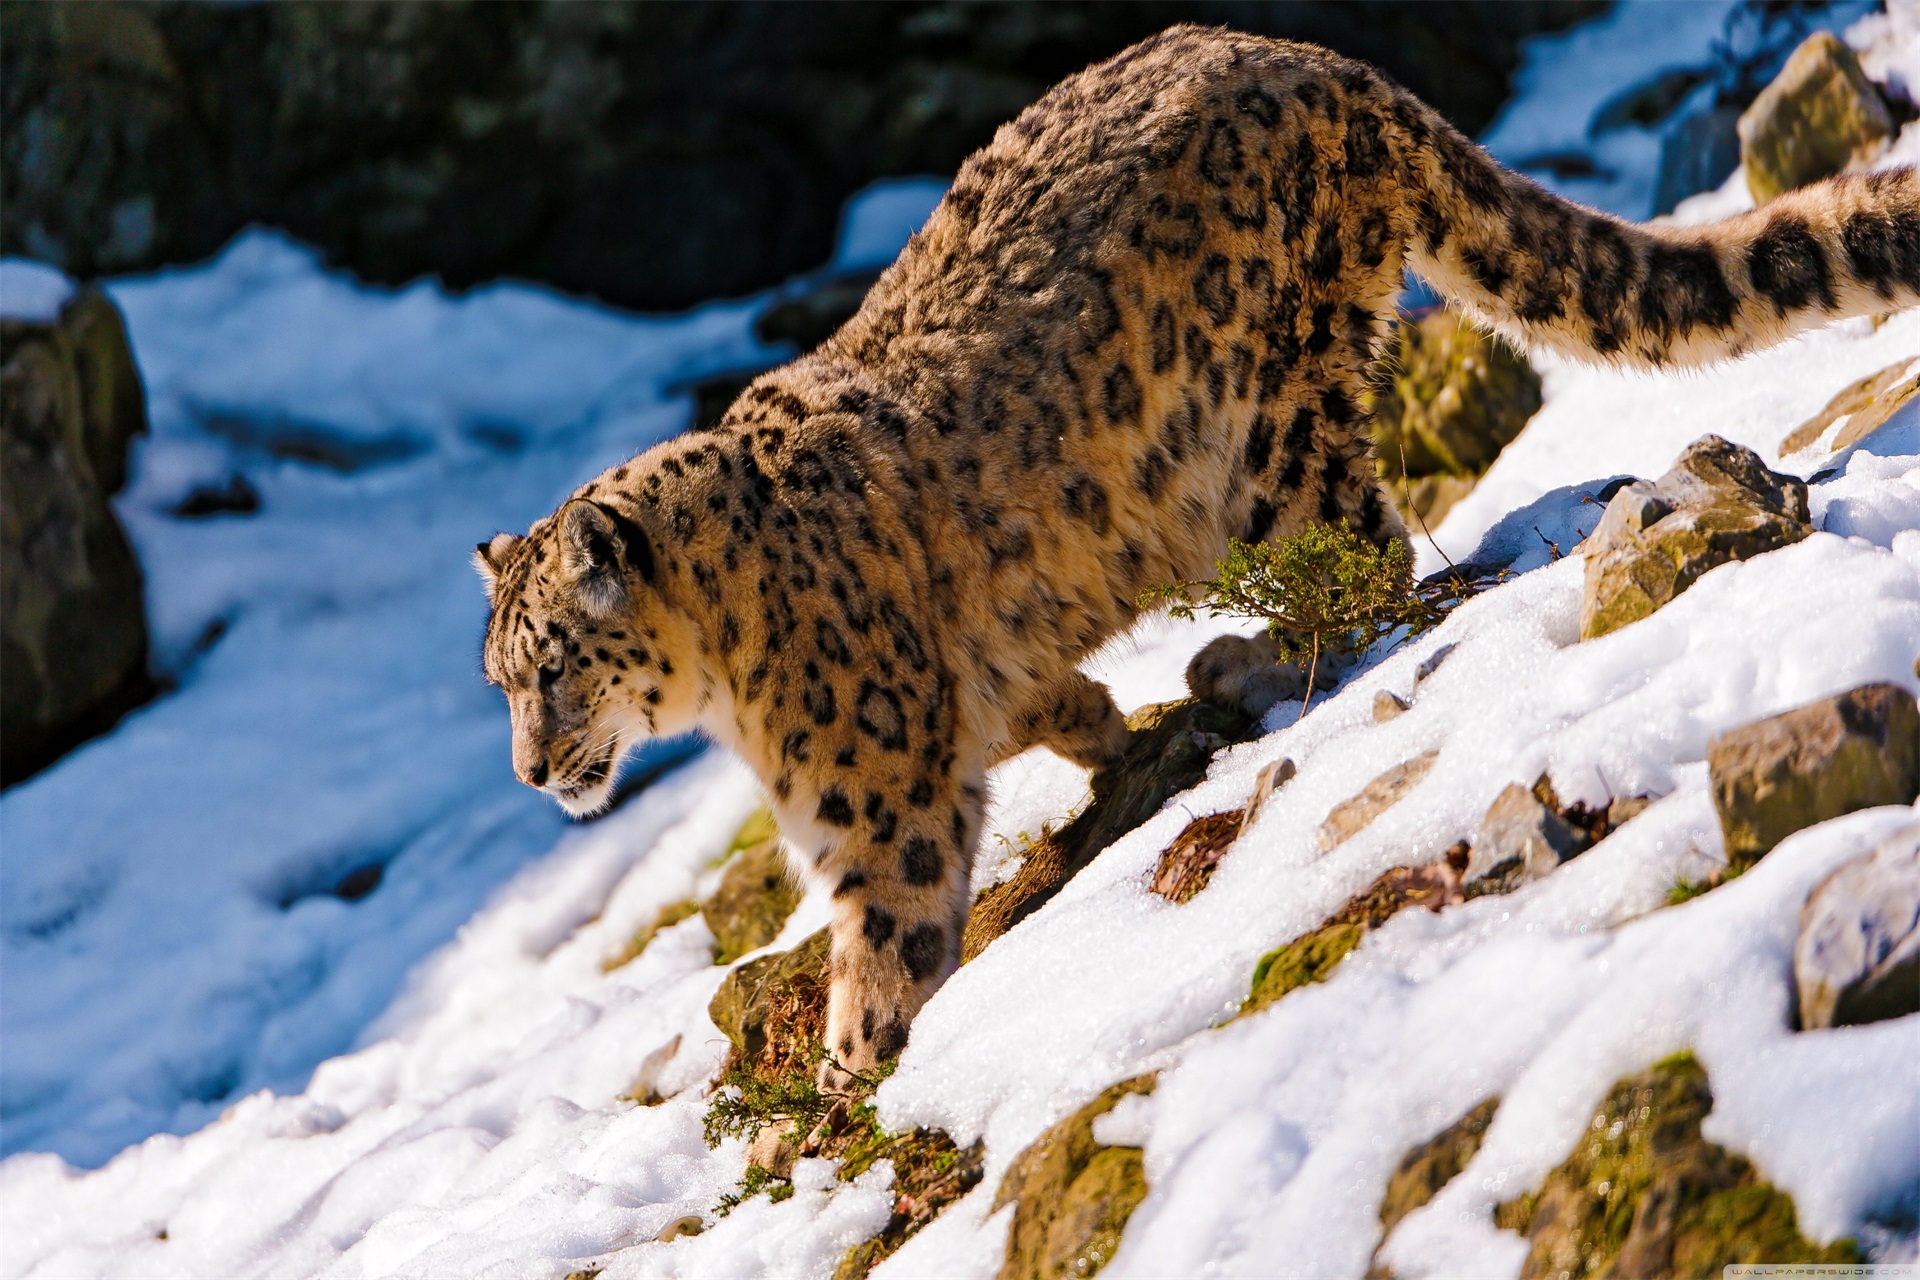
538,658,565,691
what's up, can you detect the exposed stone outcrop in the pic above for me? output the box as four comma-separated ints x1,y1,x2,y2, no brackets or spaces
1579,436,1812,641
963,697,1255,960
1707,682,1920,869
1315,751,1439,850
2,285,154,786
1795,823,1920,1030
1378,1097,1499,1237
1739,31,1894,204
993,1075,1157,1280
704,810,801,964
1495,1053,1859,1276
1371,312,1541,529
1465,782,1578,887
1245,861,1462,1015
1780,357,1920,459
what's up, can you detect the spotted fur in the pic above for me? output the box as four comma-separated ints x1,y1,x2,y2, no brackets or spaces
477,27,1919,1084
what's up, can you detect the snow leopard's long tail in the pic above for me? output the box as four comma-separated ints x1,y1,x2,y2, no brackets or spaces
1402,114,1920,369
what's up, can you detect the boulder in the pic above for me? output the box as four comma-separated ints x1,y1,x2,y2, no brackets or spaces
1708,683,1920,869
1464,782,1578,887
1495,1053,1859,1276
1371,312,1541,529
1739,31,1894,204
1795,824,1920,1030
993,1075,1156,1280
1,285,154,786
1184,631,1355,720
1579,435,1812,641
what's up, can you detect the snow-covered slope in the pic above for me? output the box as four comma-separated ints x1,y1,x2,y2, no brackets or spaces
5,7,1919,1277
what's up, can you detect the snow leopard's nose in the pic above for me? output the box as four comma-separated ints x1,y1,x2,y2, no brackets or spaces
521,758,549,788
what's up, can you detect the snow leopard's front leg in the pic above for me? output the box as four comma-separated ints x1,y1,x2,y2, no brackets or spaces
815,763,982,1091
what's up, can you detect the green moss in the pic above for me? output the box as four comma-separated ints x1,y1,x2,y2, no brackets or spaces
705,812,801,964
1372,313,1540,481
715,1164,795,1216
995,1076,1158,1280
1378,1098,1499,1237
601,898,700,971
1496,1052,1860,1277
1245,921,1364,1015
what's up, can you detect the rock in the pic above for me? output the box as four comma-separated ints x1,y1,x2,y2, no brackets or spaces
1315,750,1440,851
707,927,831,1077
1795,824,1920,1030
1606,794,1654,829
1740,31,1893,204
1,285,155,786
704,810,801,964
1371,311,1541,528
1652,105,1742,215
1495,1053,1860,1276
655,1215,705,1242
1708,683,1920,869
1238,757,1297,835
963,698,1255,961
1579,435,1812,641
994,1075,1156,1280
1184,631,1354,720
1372,690,1410,722
1245,862,1462,1015
1413,643,1457,686
1377,1097,1499,1237
1465,782,1578,886
1780,357,1920,458
1149,810,1243,905
2,2,1604,311
1245,921,1367,1015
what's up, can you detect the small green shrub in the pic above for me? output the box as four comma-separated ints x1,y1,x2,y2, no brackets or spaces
1142,525,1492,710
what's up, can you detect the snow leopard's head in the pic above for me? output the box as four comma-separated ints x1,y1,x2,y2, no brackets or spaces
475,499,695,817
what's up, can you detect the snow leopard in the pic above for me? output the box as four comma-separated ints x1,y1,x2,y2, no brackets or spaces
475,26,1920,1085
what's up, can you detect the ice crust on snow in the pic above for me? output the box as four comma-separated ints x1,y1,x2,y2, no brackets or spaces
6,18,1920,1279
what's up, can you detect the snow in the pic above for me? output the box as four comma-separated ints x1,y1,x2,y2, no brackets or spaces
0,259,75,323
1482,0,1876,219
6,17,1920,1280
829,178,949,273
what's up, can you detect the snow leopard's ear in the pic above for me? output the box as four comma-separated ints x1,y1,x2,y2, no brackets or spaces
473,532,521,603
559,500,653,616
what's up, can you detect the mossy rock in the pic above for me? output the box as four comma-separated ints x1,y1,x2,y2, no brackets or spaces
1739,31,1892,204
1378,1098,1499,1236
963,698,1254,961
1244,862,1464,1017
995,1075,1157,1280
1708,682,1920,870
708,927,831,1075
705,809,801,964
1780,357,1920,458
1495,1052,1859,1277
1372,312,1541,482
1580,436,1811,641
1245,921,1364,1015
833,1119,986,1279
